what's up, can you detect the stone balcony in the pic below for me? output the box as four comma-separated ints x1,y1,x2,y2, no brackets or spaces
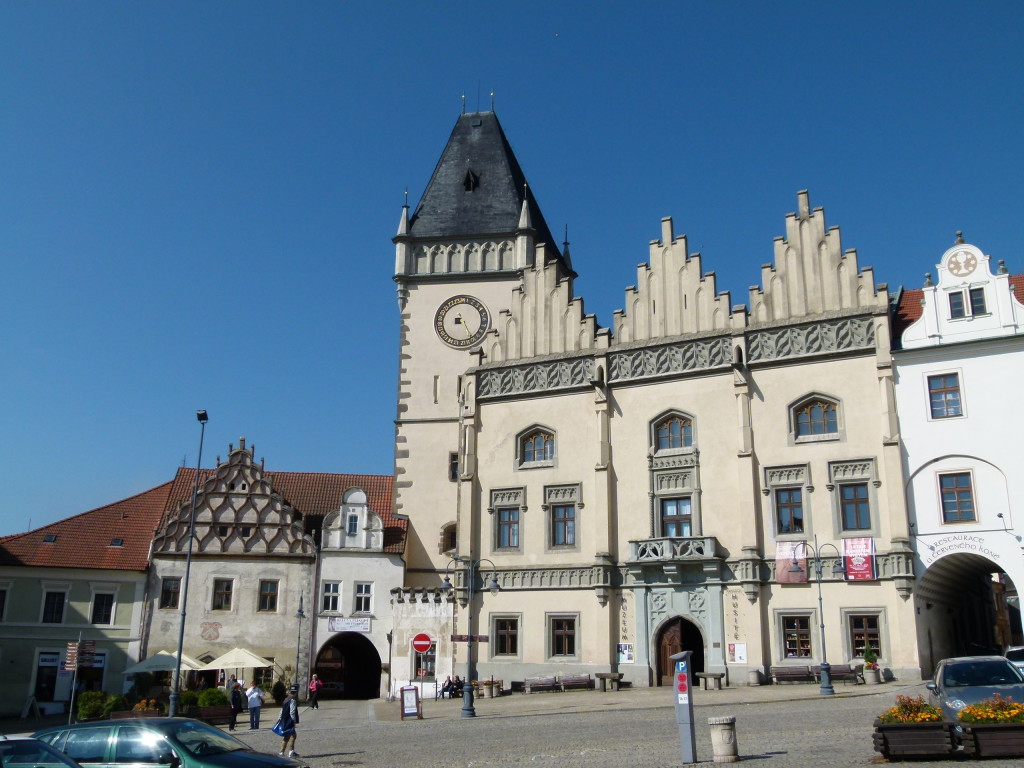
629,536,718,562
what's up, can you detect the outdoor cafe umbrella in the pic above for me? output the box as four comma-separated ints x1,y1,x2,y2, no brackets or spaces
122,650,204,675
199,647,274,672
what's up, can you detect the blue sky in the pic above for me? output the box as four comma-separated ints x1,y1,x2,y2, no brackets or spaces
2,2,1022,536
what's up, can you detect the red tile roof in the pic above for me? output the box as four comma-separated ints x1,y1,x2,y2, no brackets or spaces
164,468,402,553
0,482,174,571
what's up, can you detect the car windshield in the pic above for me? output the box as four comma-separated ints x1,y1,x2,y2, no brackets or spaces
164,721,247,756
943,659,1024,687
0,740,82,768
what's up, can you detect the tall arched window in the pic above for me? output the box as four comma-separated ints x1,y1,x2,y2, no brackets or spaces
520,428,554,464
656,415,693,450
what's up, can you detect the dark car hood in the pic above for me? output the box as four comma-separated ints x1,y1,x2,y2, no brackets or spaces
195,751,303,768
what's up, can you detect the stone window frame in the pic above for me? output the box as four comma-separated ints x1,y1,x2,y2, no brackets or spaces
88,582,118,626
649,452,702,538
827,459,881,538
946,285,989,320
438,522,457,555
542,484,582,552
40,581,70,624
546,612,580,661
211,577,234,612
924,369,966,421
841,606,888,665
773,608,817,663
489,613,523,660
515,425,556,470
763,464,813,542
488,487,525,554
159,577,181,610
257,579,279,613
649,409,698,454
787,392,845,446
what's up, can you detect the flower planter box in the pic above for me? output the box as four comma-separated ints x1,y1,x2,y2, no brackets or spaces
961,722,1024,758
872,720,955,760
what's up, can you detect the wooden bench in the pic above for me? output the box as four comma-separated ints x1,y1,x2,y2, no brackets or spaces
523,676,558,694
595,672,623,692
821,663,865,685
197,705,234,725
771,665,815,684
557,674,592,691
695,672,725,690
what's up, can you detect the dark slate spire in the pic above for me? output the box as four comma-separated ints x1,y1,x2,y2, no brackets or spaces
409,111,568,273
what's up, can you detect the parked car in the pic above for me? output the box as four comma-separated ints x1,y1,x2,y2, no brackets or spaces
33,718,303,768
1004,646,1024,675
0,736,84,768
927,655,1024,724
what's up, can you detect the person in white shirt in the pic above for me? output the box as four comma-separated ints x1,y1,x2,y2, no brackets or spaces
245,683,265,729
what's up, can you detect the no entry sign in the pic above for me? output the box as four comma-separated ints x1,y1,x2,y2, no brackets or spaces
412,633,432,653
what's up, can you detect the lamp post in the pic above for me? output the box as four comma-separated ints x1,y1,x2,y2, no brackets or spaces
169,409,208,718
294,593,306,697
789,534,845,696
439,557,500,718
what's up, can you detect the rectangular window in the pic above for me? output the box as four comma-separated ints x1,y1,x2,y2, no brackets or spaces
258,580,278,612
660,497,692,537
448,452,459,482
940,472,976,523
969,287,987,315
497,508,519,549
782,615,812,658
948,291,966,318
849,614,881,658
91,593,115,625
775,488,803,534
0,588,6,620
42,591,65,623
354,582,372,613
159,578,181,609
322,582,340,612
495,618,519,656
551,617,576,657
551,504,575,546
212,579,233,611
347,515,359,535
840,483,871,531
253,659,274,686
928,373,962,418
414,642,436,681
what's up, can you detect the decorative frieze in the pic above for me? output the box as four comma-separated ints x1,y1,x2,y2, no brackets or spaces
630,537,717,562
608,337,731,383
649,452,699,470
488,487,524,510
655,472,693,492
764,465,808,488
748,316,875,363
411,239,516,275
477,357,595,399
543,484,581,508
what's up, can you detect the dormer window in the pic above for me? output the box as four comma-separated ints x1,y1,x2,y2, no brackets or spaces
109,538,124,547
948,287,987,319
43,534,57,544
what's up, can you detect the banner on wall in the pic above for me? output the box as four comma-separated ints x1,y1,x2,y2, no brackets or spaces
776,540,807,583
843,537,876,580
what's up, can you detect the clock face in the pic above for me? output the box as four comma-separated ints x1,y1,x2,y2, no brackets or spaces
947,250,977,277
434,295,490,348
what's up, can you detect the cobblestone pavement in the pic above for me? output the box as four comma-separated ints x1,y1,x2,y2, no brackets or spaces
225,683,1023,768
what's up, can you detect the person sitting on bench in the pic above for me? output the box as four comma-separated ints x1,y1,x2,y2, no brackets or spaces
452,676,464,698
440,676,454,698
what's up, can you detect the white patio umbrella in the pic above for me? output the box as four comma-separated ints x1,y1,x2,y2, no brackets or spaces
122,651,204,674
199,647,274,671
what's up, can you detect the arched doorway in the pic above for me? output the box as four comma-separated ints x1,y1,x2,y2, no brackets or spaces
916,553,1022,676
655,617,705,686
314,633,382,699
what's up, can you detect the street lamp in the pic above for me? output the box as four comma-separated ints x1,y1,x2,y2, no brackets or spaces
294,593,306,696
439,557,500,718
789,534,846,695
170,409,208,717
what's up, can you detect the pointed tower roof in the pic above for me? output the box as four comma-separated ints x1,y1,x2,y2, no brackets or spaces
409,111,568,272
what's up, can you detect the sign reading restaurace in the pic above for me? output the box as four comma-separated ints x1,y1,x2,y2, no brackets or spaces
328,616,371,633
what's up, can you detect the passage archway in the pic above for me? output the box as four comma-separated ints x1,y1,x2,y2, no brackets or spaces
916,552,1021,676
314,632,382,699
655,616,705,686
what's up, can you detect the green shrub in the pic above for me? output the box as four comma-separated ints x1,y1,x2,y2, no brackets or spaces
77,691,108,720
197,688,228,706
180,691,199,709
102,695,129,718
271,680,286,703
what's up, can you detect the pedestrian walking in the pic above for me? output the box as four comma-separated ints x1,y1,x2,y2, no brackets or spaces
307,674,322,709
246,682,265,729
228,682,244,731
277,686,300,758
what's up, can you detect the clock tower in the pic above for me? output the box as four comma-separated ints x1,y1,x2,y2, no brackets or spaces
392,111,572,584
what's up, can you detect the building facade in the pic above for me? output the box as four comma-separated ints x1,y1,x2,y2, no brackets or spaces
390,111,918,690
893,238,1024,674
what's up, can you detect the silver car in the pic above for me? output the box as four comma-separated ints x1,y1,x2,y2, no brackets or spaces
927,655,1024,724
1004,646,1024,675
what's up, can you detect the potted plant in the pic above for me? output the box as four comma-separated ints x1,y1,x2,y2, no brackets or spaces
76,691,108,721
872,695,953,759
863,648,882,684
958,694,1024,757
271,679,287,704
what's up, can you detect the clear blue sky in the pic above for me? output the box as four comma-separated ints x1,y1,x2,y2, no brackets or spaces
2,2,1022,536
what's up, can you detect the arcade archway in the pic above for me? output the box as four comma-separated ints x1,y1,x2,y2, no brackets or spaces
655,616,705,686
313,633,382,699
915,552,1021,677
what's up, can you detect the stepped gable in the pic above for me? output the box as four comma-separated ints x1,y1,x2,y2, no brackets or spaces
0,481,173,571
163,456,401,554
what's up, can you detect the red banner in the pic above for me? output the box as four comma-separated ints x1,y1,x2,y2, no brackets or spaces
843,537,876,581
776,541,807,583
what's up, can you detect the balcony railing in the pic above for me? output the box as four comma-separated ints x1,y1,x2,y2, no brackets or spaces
629,536,717,562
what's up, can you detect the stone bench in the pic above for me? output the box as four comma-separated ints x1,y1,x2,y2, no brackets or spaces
595,672,623,692
695,672,725,690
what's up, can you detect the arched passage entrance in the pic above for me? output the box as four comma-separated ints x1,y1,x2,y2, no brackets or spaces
314,633,382,699
655,617,705,686
916,552,1021,676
